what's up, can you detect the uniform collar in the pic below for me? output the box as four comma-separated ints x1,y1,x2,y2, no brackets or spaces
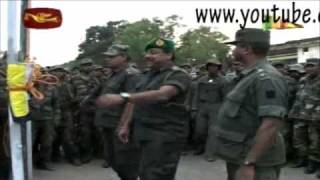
240,58,268,77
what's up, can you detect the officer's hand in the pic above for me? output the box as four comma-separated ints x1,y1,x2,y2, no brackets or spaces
96,94,124,108
235,165,255,180
117,126,130,144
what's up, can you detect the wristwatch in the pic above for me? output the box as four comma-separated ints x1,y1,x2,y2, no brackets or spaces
243,160,256,166
120,92,131,102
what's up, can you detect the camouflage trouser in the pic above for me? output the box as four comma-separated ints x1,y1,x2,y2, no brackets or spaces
280,118,294,158
78,110,94,159
139,140,184,180
104,128,141,180
32,120,55,163
0,118,10,179
226,162,281,180
293,120,320,162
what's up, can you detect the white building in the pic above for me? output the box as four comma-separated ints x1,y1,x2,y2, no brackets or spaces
268,37,320,64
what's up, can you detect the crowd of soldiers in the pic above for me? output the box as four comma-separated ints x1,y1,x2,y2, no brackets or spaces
0,28,320,180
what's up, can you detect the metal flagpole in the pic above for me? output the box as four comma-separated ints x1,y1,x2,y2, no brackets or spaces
7,1,28,179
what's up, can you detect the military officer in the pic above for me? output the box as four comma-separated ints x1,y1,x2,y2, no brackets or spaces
97,37,191,180
213,28,287,180
94,44,141,180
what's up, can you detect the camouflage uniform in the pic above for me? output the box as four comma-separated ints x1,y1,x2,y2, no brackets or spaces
0,55,10,178
71,59,96,163
289,58,320,174
30,83,60,168
95,44,141,180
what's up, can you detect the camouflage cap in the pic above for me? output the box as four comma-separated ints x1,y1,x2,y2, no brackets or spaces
91,64,104,70
179,63,192,68
102,44,129,57
49,66,68,72
272,61,285,68
206,59,222,66
145,37,175,53
80,58,93,65
288,64,305,73
305,58,320,66
225,28,270,45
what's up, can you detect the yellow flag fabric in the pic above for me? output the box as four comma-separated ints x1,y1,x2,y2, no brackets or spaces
7,64,30,118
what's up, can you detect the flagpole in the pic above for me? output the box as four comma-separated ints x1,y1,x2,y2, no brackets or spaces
7,1,25,180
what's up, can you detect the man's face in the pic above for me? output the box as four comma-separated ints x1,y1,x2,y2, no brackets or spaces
232,61,245,73
232,43,247,63
207,64,219,74
304,64,319,76
104,55,126,70
80,63,93,73
144,48,172,70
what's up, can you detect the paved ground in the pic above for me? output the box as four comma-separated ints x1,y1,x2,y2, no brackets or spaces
34,155,318,180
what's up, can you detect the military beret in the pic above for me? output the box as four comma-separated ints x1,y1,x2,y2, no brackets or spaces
102,44,129,57
225,28,270,45
305,58,320,66
145,37,175,53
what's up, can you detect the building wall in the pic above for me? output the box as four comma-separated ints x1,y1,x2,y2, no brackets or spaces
297,45,320,63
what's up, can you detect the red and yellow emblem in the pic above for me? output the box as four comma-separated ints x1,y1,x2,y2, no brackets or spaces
23,8,62,29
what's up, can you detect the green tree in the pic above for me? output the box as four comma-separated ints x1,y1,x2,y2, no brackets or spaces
176,26,230,65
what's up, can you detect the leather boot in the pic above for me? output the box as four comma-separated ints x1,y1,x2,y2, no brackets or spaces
304,160,318,174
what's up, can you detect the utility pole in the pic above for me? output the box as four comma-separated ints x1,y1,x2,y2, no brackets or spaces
7,1,32,179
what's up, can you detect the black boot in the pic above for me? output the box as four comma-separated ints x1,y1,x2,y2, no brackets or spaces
291,159,308,168
35,162,55,171
193,147,205,156
70,158,82,166
101,160,110,168
304,160,318,174
316,168,320,179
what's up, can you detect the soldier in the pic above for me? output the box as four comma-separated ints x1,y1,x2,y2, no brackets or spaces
213,28,287,180
289,58,320,178
0,52,10,179
192,59,226,162
71,58,96,163
97,37,191,180
272,62,299,160
49,67,82,166
30,76,61,171
94,44,141,180
288,63,305,81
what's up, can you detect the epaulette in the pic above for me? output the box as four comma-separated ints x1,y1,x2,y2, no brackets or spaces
257,68,270,80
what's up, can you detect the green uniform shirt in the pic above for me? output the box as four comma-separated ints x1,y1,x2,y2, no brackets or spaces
134,66,191,142
95,67,140,128
214,59,287,166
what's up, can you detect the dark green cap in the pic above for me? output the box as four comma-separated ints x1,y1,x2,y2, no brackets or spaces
102,44,129,57
225,28,270,45
145,37,175,53
80,58,93,65
305,58,320,66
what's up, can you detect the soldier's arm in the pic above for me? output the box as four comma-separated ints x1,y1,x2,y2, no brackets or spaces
244,75,287,164
129,71,190,104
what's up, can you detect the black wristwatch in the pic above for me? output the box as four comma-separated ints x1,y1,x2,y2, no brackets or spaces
120,92,131,103
243,160,256,167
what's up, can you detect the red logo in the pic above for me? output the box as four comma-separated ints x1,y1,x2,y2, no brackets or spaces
23,8,62,29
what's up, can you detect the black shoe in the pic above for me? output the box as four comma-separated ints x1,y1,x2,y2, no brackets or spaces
102,161,110,168
81,155,92,164
35,162,55,171
70,158,82,166
291,159,308,168
193,148,205,156
304,161,318,174
316,168,320,179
